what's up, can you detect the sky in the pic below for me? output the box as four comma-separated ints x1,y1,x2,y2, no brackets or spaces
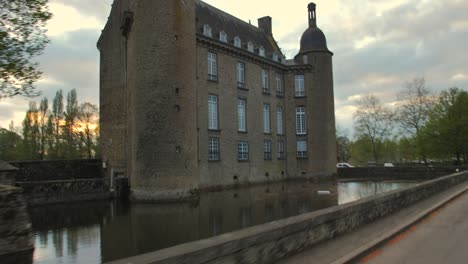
1,0,467,136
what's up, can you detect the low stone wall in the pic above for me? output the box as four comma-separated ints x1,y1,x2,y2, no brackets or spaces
0,185,34,264
17,178,111,205
9,159,102,182
337,166,466,180
108,171,468,264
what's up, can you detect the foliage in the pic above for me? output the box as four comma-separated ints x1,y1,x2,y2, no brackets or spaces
0,88,99,160
0,0,52,98
353,94,395,163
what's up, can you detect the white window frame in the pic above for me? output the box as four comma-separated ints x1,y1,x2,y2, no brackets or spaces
276,106,283,135
276,73,283,97
238,142,249,161
296,106,306,135
262,69,269,93
277,140,285,159
259,46,265,57
263,104,270,134
219,31,227,43
208,52,217,81
247,42,254,52
208,137,220,161
238,98,246,132
264,140,272,160
237,62,245,88
234,36,241,48
297,140,308,158
203,24,212,37
208,95,218,130
295,75,305,97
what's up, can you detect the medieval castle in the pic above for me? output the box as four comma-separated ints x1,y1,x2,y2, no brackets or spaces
98,0,336,201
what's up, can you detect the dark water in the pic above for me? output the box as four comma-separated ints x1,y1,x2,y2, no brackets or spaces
30,181,417,264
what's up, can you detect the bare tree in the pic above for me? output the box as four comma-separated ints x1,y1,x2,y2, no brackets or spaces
353,94,395,163
396,78,435,163
77,102,98,159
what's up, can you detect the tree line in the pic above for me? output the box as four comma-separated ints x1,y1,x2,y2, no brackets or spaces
0,89,99,160
338,78,468,166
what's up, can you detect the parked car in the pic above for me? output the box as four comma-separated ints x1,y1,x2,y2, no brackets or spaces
336,162,354,168
367,161,377,167
384,163,395,167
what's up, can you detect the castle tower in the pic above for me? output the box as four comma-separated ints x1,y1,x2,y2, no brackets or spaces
291,2,336,177
98,0,199,201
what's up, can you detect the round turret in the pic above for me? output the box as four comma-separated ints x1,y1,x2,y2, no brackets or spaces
297,2,330,54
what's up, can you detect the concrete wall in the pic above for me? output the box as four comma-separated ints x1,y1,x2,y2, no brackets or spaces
17,179,111,205
338,166,466,180
9,159,102,181
0,185,34,264
108,170,468,264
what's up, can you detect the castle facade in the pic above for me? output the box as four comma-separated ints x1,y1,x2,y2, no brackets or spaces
98,0,336,201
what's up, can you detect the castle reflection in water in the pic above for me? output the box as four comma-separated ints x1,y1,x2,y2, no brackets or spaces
30,180,416,264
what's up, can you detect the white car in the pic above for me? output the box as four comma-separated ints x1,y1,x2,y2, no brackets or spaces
337,163,354,168
384,163,395,167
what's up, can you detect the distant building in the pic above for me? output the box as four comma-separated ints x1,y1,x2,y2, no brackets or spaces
97,0,336,201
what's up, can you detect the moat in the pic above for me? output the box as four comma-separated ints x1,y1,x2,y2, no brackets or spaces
30,180,417,264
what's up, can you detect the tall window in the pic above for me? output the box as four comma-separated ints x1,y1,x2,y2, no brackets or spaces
263,104,270,133
303,55,308,64
297,140,307,158
262,69,269,93
219,31,227,42
238,99,246,132
276,73,283,97
276,107,283,135
237,62,245,88
208,95,218,130
208,137,220,161
203,24,212,37
272,52,278,62
234,36,241,48
238,142,249,161
296,107,306,135
208,52,217,81
295,75,305,97
264,140,272,160
277,140,285,159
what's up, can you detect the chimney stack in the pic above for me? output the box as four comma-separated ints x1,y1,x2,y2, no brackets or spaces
258,16,272,36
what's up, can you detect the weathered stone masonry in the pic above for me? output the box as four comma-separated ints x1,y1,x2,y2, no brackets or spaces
98,0,336,201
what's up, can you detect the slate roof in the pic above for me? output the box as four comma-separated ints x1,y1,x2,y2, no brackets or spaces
0,160,18,171
195,0,283,58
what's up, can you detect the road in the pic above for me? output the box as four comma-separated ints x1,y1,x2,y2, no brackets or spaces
361,190,468,264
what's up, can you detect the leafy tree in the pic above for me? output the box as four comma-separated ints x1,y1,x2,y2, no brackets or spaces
0,0,52,98
336,125,351,162
0,128,21,160
395,78,435,163
21,101,40,159
353,94,395,163
77,102,98,159
38,97,49,159
422,88,468,164
63,89,79,158
47,89,63,158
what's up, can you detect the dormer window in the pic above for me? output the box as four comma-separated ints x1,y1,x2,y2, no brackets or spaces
247,42,254,52
234,36,241,48
203,24,212,37
281,56,286,64
219,31,227,43
272,52,278,62
259,47,265,57
303,55,308,64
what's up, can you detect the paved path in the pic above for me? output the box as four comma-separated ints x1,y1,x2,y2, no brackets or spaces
362,190,468,264
279,180,468,264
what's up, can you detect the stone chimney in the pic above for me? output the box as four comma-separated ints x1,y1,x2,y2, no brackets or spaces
258,16,272,36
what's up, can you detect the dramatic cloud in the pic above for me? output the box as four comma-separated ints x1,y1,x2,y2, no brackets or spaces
1,0,467,136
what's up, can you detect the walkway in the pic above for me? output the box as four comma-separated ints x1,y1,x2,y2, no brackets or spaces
279,179,468,264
